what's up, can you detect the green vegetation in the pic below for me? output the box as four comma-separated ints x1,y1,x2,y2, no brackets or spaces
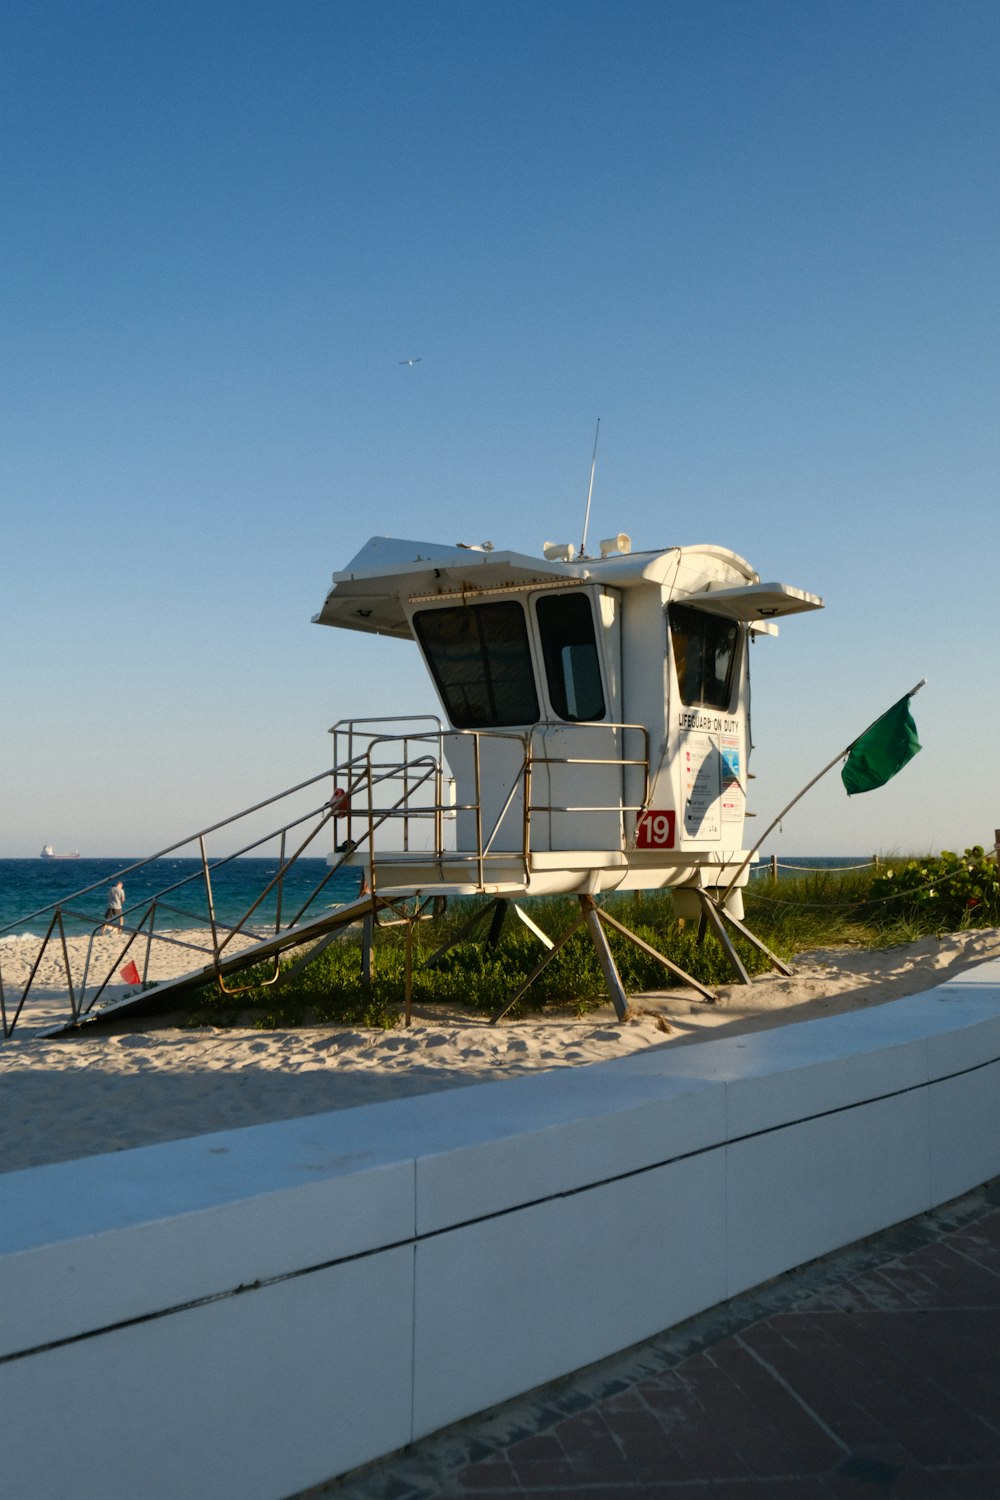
866,847,1000,930
184,849,1000,1031
747,848,1000,953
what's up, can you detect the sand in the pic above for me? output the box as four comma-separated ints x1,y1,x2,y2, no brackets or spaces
3,924,1000,1177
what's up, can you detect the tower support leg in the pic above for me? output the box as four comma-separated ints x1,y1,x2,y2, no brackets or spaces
579,896,632,1022
695,891,793,982
490,912,588,1023
421,898,504,969
486,899,508,949
696,892,750,984
596,906,714,1001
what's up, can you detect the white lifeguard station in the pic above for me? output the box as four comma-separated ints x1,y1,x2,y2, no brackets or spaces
9,529,823,1039
314,532,822,1018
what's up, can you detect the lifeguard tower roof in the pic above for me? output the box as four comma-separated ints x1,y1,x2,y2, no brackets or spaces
312,536,822,639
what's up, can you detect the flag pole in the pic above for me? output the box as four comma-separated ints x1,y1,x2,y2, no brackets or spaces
719,679,926,905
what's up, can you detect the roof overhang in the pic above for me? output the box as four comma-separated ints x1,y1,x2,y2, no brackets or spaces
682,581,824,623
312,537,822,639
312,537,595,638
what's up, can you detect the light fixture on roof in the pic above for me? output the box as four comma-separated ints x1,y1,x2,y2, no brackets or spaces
599,533,632,557
543,541,577,561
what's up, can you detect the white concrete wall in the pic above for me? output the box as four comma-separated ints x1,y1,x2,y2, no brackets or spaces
4,960,1000,1500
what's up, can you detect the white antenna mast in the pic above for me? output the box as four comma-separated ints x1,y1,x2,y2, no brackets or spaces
579,417,601,559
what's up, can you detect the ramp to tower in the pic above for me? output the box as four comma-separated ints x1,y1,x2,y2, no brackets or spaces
0,766,374,1040
41,890,389,1034
1,735,464,1040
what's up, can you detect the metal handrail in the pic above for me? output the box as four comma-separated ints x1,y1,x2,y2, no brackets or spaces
1,768,348,1038
0,767,336,940
339,719,651,891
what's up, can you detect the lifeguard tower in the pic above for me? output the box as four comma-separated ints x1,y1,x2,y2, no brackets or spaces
5,528,823,1039
314,532,822,1018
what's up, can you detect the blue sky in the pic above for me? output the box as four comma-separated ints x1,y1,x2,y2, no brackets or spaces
3,0,997,857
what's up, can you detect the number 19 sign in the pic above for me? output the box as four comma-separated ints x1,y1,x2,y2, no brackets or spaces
635,809,676,849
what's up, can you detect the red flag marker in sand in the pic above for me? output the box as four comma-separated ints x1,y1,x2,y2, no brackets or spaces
119,960,141,986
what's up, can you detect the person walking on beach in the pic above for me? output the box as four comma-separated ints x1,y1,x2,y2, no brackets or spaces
100,879,125,935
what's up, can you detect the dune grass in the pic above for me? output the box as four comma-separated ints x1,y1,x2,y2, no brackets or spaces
185,847,1000,1031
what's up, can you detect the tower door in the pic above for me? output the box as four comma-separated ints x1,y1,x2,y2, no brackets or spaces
412,598,537,860
532,590,623,855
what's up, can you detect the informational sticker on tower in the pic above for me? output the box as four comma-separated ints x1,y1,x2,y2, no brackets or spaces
682,732,721,839
721,735,743,823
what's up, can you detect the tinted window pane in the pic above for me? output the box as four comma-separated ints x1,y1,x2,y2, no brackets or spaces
536,592,606,721
668,603,739,710
414,602,539,728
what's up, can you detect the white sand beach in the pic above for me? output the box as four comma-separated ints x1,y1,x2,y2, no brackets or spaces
2,925,1000,1177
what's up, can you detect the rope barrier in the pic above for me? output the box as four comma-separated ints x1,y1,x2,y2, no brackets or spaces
754,859,880,875
745,845,1000,914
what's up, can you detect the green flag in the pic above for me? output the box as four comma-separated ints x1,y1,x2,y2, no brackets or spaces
841,695,922,796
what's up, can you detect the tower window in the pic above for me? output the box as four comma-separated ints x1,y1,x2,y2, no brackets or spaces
668,603,739,710
414,602,540,728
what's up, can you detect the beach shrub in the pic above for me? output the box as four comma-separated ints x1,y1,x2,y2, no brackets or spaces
865,847,1000,930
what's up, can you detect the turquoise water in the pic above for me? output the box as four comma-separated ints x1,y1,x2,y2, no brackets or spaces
0,858,363,939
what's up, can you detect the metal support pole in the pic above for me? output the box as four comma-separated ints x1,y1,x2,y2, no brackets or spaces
275,830,286,933
142,901,155,985
596,905,714,1001
473,736,484,890
491,913,589,1023
200,835,219,961
273,894,379,990
696,892,750,985
697,891,793,981
579,896,632,1022
404,919,414,1028
486,900,508,949
362,913,374,989
421,899,500,969
57,912,79,1022
511,903,555,949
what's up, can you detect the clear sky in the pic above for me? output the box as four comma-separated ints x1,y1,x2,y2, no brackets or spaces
3,0,997,858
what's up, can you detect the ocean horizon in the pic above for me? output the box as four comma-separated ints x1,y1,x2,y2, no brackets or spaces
0,856,364,940
0,854,874,941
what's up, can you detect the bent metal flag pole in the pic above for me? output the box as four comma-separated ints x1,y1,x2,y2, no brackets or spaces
721,679,926,905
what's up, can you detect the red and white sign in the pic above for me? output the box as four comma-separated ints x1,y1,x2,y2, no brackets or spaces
635,809,676,849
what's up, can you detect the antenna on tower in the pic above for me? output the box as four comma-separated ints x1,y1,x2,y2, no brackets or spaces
579,418,601,559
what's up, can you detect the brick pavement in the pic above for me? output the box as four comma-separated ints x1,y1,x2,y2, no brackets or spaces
311,1177,1000,1499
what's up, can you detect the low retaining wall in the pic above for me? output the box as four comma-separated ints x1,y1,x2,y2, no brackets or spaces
4,962,1000,1500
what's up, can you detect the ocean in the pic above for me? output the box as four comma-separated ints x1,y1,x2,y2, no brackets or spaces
0,857,364,940
0,854,871,941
